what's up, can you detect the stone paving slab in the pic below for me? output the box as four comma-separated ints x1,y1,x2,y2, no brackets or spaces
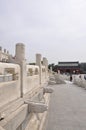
45,82,86,130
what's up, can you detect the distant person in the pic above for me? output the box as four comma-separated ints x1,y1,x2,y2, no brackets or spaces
70,75,72,82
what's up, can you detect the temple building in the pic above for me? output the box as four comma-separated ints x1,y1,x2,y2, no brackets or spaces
57,61,80,74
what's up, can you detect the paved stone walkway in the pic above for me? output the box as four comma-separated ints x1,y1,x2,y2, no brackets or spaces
45,82,86,130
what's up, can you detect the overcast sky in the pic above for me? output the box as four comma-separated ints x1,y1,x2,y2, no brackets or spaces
0,0,86,64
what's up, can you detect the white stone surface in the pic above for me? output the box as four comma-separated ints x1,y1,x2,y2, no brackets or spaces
0,63,20,107
43,87,54,93
25,101,48,113
45,82,86,130
0,126,5,130
54,74,66,84
73,74,86,88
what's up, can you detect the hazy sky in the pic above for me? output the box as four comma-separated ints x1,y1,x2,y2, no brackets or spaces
0,0,86,64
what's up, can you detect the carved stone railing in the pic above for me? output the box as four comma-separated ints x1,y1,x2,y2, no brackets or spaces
0,43,51,130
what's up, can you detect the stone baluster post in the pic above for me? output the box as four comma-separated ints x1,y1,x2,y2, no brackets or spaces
50,66,53,74
43,57,48,79
36,54,42,84
46,59,48,76
15,43,26,97
46,59,48,73
0,47,2,61
7,51,9,55
4,49,6,53
0,47,2,51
